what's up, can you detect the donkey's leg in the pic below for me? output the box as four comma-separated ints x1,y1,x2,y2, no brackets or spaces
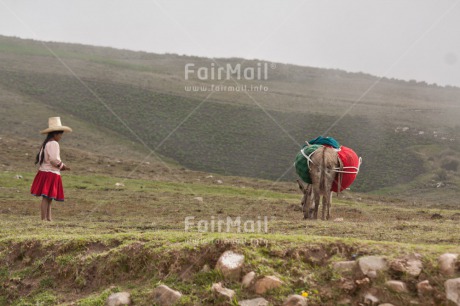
313,194,320,220
302,192,309,220
326,192,332,220
321,196,327,220
308,191,315,219
324,194,330,220
304,185,313,219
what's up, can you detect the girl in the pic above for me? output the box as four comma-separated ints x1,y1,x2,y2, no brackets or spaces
31,117,72,221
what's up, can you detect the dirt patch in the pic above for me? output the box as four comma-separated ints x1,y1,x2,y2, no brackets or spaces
85,242,111,256
6,240,46,265
268,242,360,266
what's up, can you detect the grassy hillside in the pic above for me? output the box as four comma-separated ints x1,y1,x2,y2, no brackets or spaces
1,136,460,305
0,35,459,198
1,149,456,305
2,35,460,306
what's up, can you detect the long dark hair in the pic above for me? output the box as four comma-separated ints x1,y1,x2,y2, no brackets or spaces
35,131,64,165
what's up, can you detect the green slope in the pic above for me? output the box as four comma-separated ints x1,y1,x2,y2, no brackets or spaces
0,35,459,194
1,165,460,305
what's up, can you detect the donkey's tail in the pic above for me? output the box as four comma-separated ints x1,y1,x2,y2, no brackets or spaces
319,146,327,192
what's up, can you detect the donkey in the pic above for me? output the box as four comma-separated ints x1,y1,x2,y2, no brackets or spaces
297,146,339,220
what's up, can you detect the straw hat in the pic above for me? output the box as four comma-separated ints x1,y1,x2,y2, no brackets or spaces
40,117,73,134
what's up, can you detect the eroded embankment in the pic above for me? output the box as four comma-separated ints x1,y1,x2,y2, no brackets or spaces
0,232,459,305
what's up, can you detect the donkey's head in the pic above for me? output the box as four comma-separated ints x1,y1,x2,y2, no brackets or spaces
297,179,314,219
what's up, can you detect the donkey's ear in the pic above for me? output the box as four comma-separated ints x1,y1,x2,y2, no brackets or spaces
297,179,305,191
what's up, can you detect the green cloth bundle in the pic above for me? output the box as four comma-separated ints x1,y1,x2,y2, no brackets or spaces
294,144,322,184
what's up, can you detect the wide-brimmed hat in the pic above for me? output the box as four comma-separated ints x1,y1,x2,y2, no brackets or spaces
40,117,73,134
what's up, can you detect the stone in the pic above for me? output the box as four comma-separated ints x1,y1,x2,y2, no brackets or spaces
358,256,388,278
254,276,283,294
151,285,182,306
194,197,204,202
378,304,395,306
242,271,256,288
339,278,356,291
201,264,211,273
367,270,377,279
363,292,379,305
282,294,308,306
333,261,357,273
211,282,235,300
445,278,460,305
179,268,193,282
337,298,352,305
390,254,423,276
106,292,131,306
215,250,245,281
439,253,458,276
385,280,409,293
239,297,269,306
416,280,433,297
355,277,370,286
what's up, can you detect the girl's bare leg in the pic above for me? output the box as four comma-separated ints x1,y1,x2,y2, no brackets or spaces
46,199,52,221
40,197,48,221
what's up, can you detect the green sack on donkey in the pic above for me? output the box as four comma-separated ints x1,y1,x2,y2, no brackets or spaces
294,144,322,184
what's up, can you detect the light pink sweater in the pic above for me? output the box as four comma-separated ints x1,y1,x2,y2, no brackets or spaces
38,141,65,175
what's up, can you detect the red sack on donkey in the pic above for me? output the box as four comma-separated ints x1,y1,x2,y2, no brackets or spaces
332,146,361,192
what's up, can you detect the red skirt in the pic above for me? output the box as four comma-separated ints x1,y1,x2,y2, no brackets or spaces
31,171,65,201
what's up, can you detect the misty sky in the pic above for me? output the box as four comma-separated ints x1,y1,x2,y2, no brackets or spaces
0,0,459,86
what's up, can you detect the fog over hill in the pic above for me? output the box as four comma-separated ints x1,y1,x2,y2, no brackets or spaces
2,3,460,304
0,35,459,196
